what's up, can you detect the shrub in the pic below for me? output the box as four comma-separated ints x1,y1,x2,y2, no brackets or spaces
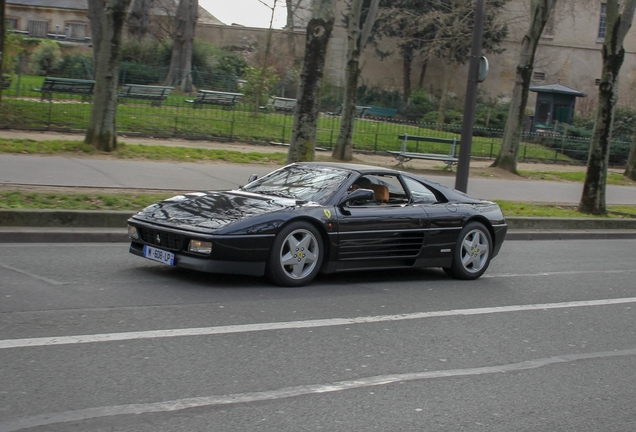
242,66,279,106
30,40,63,76
401,89,435,121
54,54,94,80
2,34,25,79
424,110,462,124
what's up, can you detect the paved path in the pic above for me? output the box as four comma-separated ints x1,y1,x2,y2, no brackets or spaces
1,154,636,204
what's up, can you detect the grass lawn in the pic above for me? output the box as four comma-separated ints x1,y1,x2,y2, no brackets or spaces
0,87,580,164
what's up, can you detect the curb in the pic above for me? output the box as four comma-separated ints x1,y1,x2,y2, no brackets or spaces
0,210,635,243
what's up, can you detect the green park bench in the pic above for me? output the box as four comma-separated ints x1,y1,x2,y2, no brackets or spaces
363,106,398,118
33,77,95,101
388,134,459,170
118,84,174,107
185,90,243,108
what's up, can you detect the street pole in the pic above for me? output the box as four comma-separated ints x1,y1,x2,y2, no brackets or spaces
455,0,486,193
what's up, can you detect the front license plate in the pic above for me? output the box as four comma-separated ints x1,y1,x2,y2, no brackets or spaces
143,245,175,266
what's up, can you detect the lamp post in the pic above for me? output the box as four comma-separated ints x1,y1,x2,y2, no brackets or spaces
455,0,486,193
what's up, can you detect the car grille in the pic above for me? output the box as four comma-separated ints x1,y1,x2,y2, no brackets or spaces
138,227,183,251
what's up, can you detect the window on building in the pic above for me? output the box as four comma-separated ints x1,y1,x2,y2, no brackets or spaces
67,23,88,40
598,3,607,39
28,20,49,37
595,78,601,86
5,17,18,30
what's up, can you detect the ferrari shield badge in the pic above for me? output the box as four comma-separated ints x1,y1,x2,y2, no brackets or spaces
323,209,332,219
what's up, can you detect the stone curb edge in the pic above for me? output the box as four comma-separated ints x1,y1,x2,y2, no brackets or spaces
1,208,636,243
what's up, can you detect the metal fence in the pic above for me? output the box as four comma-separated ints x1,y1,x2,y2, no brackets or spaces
0,88,630,166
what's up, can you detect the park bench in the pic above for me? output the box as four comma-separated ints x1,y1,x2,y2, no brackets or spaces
33,77,95,101
363,106,398,119
1,74,11,90
262,97,297,113
388,134,459,170
327,104,371,117
118,84,173,107
185,90,243,108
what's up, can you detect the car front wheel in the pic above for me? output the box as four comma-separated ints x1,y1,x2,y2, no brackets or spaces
266,221,323,287
444,221,492,280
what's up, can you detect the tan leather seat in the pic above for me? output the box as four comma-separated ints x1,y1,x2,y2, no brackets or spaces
370,184,389,203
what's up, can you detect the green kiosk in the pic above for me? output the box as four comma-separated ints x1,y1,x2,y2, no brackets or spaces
530,82,587,132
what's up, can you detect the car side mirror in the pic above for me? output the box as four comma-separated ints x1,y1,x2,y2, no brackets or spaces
338,188,374,206
247,174,258,183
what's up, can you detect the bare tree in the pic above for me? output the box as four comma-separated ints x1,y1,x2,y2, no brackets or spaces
85,0,132,152
491,0,557,174
332,0,380,162
164,0,198,92
579,0,636,215
287,0,336,162
128,0,155,39
251,0,279,114
0,0,6,102
625,126,636,180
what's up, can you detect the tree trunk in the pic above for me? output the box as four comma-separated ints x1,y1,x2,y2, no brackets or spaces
164,0,198,92
85,0,132,152
287,0,336,163
332,58,360,161
418,59,428,89
402,52,412,100
128,0,154,39
285,0,297,59
252,1,278,115
491,0,556,174
332,0,380,161
436,62,454,125
625,127,636,181
0,0,6,103
579,0,636,215
87,0,105,74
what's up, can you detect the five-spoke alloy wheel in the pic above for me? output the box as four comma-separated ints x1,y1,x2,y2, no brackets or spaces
267,221,324,287
444,221,492,280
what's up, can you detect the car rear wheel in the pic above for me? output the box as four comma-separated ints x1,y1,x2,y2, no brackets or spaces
267,221,323,287
444,221,492,280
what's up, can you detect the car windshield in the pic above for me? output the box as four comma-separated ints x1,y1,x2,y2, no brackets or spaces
242,165,351,204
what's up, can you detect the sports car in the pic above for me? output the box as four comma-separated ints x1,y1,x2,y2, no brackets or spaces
127,162,507,287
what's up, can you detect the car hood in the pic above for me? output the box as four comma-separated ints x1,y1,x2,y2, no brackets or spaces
131,191,298,233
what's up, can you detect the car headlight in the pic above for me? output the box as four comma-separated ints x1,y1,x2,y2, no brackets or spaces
128,225,139,240
188,240,212,254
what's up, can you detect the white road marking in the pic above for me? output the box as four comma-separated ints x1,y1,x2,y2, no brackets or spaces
1,348,634,432
1,297,636,350
485,269,636,278
0,264,64,285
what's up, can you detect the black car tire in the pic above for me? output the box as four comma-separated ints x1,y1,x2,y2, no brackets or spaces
444,221,492,280
266,221,324,287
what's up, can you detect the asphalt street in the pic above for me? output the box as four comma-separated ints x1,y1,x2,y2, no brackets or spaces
1,239,635,431
2,154,636,204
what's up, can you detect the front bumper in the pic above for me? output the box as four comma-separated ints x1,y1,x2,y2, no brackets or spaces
129,241,267,276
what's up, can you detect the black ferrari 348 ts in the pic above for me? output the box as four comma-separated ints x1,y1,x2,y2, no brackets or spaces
128,162,507,286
